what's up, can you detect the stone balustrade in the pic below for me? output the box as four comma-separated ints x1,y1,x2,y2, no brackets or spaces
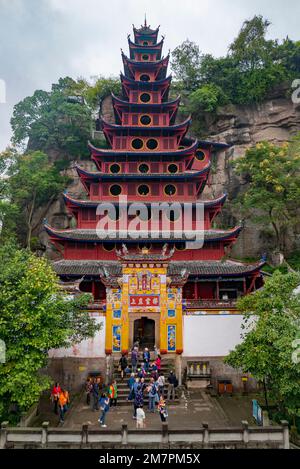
0,420,290,449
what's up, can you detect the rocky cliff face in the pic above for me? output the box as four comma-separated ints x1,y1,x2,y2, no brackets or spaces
200,94,300,259
41,93,300,260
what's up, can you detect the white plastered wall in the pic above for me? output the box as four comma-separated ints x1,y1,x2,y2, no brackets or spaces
48,315,106,358
183,314,246,357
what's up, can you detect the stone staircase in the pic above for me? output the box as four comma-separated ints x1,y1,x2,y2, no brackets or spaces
111,356,179,407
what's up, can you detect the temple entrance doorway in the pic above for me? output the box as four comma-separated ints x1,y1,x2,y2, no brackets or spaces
133,317,155,350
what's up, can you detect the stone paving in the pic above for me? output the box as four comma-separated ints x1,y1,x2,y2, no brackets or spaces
57,391,256,431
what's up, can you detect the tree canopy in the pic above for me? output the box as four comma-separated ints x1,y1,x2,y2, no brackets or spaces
225,271,300,419
0,244,100,420
1,149,68,248
233,138,300,253
171,15,300,115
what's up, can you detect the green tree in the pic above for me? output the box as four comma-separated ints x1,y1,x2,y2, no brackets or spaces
189,84,228,114
8,151,68,248
233,139,300,253
11,77,93,158
84,76,121,108
0,148,19,242
228,15,275,71
171,39,203,90
225,271,300,419
0,244,100,420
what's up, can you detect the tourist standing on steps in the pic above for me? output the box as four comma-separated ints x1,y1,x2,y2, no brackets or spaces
108,380,118,407
119,353,128,381
136,405,146,429
158,396,168,422
98,393,110,428
143,347,150,372
157,374,165,397
51,382,61,415
85,378,93,406
127,373,135,400
131,347,138,373
133,383,143,419
167,371,177,401
148,378,159,413
92,378,100,411
155,354,162,372
58,388,69,423
154,345,160,359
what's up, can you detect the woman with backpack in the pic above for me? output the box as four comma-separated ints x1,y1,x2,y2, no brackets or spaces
98,393,110,428
148,378,159,413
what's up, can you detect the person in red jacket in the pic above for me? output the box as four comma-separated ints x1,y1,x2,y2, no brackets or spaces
155,355,161,372
51,382,61,415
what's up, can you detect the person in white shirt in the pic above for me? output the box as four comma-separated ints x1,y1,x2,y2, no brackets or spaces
157,374,165,397
136,405,146,429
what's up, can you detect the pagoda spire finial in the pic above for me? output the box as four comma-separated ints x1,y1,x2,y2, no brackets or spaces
144,13,147,28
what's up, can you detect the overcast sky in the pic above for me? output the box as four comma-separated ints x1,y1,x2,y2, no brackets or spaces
1,0,300,151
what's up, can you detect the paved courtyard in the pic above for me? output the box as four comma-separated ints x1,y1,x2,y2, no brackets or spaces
34,391,258,430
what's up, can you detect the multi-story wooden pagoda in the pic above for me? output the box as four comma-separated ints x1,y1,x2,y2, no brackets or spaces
46,21,264,356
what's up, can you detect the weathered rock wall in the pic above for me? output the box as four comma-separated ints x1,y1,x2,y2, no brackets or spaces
200,95,300,258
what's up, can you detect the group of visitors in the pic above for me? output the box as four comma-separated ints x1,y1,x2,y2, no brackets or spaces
84,377,118,427
124,345,178,428
50,345,178,429
50,382,70,423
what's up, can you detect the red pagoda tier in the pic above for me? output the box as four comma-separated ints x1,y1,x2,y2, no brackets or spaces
47,20,265,355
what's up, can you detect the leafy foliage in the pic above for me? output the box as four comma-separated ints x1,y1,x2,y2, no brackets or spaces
171,15,300,113
11,77,93,158
84,76,121,107
5,151,68,248
225,271,300,418
171,40,203,90
188,84,228,114
233,139,300,252
0,244,100,419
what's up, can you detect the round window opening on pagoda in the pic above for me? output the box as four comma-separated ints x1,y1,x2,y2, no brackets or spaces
138,163,150,173
146,138,158,150
140,115,152,126
110,163,121,174
140,93,151,103
168,163,178,174
138,184,150,196
164,184,176,196
143,41,149,46
140,74,150,82
195,150,206,161
131,138,144,150
142,54,150,61
110,184,122,196
103,242,116,252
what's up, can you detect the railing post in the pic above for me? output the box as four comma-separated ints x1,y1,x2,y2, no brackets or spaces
242,420,249,445
202,422,209,446
121,424,128,445
0,421,9,449
82,424,89,446
162,422,169,445
41,421,49,448
281,420,290,449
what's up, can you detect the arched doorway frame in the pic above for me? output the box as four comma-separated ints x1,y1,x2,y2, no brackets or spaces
129,312,160,351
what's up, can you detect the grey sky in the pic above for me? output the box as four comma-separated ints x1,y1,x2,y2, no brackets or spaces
0,0,300,151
